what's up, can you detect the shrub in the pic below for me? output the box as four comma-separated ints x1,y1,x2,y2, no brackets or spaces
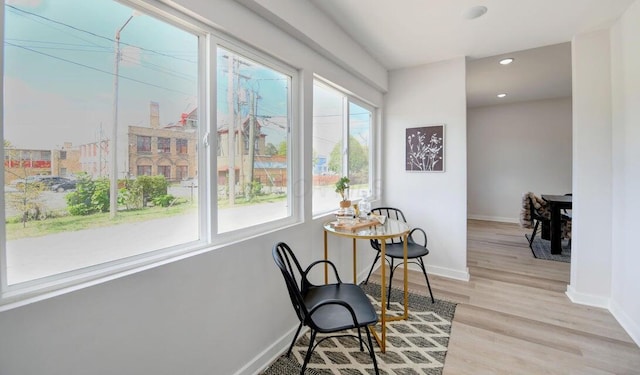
91,178,110,213
66,173,110,215
119,184,143,210
152,194,176,207
134,175,168,206
246,180,263,201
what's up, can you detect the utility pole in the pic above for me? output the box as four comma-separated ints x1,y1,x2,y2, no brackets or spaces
110,14,136,219
247,90,256,190
227,56,236,205
98,123,103,177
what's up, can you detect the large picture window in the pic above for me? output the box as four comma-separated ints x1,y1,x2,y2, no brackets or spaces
312,80,373,215
215,47,292,233
1,0,298,301
2,0,201,289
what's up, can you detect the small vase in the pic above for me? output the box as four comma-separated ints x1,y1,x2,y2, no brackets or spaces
339,200,351,208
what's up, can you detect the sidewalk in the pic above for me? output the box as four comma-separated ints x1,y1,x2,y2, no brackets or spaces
6,200,288,285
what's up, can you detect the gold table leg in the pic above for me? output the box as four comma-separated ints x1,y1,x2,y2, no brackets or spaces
324,230,328,285
352,238,357,284
369,233,410,352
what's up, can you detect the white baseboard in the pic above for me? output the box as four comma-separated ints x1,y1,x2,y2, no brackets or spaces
565,285,610,308
428,265,470,281
234,323,303,375
361,262,470,283
610,299,640,347
467,214,519,224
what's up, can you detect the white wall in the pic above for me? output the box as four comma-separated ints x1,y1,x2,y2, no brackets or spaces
0,1,387,374
610,0,640,345
235,0,388,92
2,3,639,375
567,0,640,345
467,98,573,223
567,29,613,307
384,58,469,281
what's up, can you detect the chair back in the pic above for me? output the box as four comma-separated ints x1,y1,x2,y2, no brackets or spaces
527,194,547,221
272,242,310,324
371,207,407,247
371,207,406,223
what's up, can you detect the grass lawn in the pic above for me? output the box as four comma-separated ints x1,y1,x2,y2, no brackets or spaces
6,193,287,241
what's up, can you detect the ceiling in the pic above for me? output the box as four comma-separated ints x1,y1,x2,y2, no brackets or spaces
309,0,635,107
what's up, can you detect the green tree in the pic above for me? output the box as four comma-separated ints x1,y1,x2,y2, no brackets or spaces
277,141,287,156
328,143,343,174
328,136,368,180
349,139,368,171
265,142,278,156
4,142,48,226
7,181,46,227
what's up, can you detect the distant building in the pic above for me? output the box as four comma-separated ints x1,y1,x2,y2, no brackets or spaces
127,102,197,181
4,147,52,184
216,115,287,191
27,101,288,190
52,142,81,178
79,140,109,178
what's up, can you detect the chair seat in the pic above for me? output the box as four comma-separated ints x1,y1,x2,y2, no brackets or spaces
304,284,377,332
380,242,430,259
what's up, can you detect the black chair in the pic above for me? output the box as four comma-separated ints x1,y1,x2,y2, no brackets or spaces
363,207,434,307
272,242,380,375
525,193,571,249
526,194,549,247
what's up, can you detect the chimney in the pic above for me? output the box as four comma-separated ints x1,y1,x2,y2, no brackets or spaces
150,101,160,129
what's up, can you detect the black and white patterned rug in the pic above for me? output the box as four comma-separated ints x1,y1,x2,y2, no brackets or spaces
262,283,457,375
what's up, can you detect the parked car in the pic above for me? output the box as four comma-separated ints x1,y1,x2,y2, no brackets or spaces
51,180,77,192
11,176,70,189
39,176,71,188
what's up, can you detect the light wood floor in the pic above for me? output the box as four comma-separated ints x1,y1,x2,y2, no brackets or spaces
371,219,640,374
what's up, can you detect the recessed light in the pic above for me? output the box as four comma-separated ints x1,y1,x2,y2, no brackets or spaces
497,93,507,98
463,5,488,20
499,58,514,65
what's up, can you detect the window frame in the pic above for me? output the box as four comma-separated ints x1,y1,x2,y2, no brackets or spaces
176,138,188,154
137,135,152,153
311,78,376,217
0,0,302,308
210,38,299,240
1,0,212,305
157,137,171,154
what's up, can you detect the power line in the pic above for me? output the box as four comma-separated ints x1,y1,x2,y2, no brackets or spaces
6,37,196,81
6,42,193,96
5,38,111,50
7,4,197,64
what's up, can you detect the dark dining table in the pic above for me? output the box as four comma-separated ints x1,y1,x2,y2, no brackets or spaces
541,194,572,254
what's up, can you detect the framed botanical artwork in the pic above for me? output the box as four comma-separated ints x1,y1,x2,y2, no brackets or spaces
405,124,445,172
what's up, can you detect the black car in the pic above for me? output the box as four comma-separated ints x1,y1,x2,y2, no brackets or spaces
51,180,77,192
39,176,71,188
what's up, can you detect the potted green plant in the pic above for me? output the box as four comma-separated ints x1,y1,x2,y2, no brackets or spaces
335,176,351,208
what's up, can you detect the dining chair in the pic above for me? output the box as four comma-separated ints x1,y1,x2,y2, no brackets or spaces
363,207,434,307
525,193,549,246
521,192,571,249
272,242,380,375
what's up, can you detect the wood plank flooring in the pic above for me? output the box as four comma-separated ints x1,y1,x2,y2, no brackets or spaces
371,219,640,374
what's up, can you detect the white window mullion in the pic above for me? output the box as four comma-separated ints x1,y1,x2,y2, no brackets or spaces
342,96,350,179
203,33,215,242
